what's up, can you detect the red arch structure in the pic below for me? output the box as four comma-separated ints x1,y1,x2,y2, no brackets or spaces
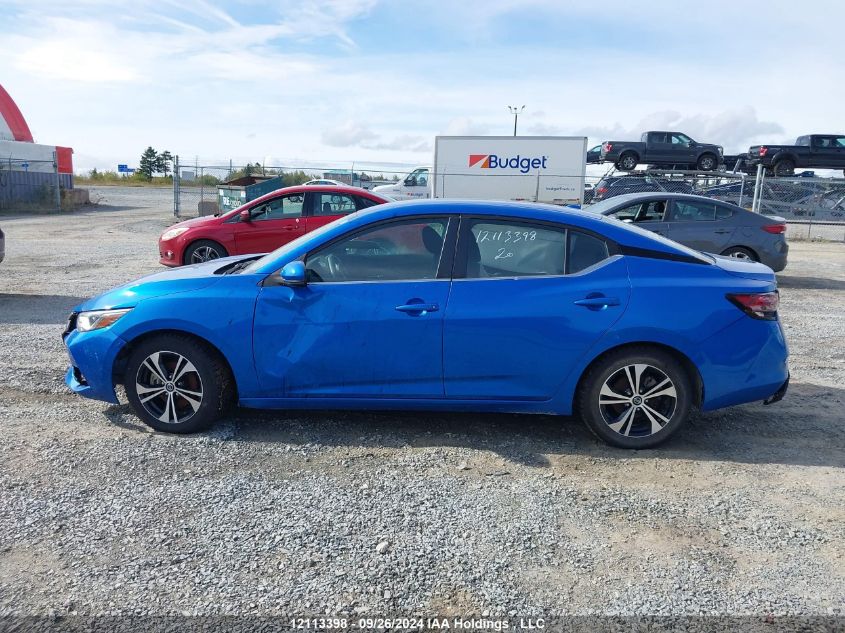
0,83,35,143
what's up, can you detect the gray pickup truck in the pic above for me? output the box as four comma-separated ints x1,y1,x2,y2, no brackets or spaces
600,131,723,171
747,134,845,176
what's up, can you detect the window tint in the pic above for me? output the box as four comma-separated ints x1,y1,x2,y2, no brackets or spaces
568,231,610,274
306,218,448,283
669,200,716,222
609,200,667,222
715,204,735,220
649,132,668,144
465,220,566,278
355,196,381,210
250,194,304,221
314,193,357,216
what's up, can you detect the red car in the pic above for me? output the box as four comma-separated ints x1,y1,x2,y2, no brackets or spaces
159,185,391,266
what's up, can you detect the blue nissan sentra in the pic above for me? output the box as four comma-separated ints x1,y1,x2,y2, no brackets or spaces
63,200,789,449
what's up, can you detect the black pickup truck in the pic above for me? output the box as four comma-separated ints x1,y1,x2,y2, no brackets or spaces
747,134,845,176
600,131,723,171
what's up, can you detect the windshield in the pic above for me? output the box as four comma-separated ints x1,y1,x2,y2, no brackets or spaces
240,213,359,274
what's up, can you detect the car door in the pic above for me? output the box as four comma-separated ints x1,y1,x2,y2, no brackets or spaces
833,136,845,168
670,133,697,165
252,216,455,397
646,132,671,163
607,199,671,237
305,191,363,233
403,168,431,199
232,192,308,253
666,199,735,253
443,217,630,400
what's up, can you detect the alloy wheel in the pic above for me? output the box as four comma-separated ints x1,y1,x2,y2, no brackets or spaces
135,351,204,425
598,363,677,437
191,246,220,263
728,250,752,260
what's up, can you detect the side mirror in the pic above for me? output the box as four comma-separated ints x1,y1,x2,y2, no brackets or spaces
280,261,306,286
687,141,695,147
239,210,251,222
404,178,416,186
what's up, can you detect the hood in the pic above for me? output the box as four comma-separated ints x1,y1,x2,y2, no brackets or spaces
710,254,776,282
166,214,223,232
75,257,240,311
372,183,401,193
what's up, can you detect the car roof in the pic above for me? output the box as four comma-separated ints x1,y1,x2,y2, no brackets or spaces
586,192,739,214
250,198,712,274
220,184,389,216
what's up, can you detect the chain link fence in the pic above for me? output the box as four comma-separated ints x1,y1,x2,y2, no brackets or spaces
171,157,413,219
170,157,845,242
0,157,68,211
584,167,845,241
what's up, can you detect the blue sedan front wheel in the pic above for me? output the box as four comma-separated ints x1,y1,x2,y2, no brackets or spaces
125,334,232,433
578,347,692,449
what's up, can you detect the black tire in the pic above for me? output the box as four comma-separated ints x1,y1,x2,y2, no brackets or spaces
696,154,717,171
720,246,757,261
772,159,795,177
616,152,638,171
577,347,693,449
184,240,227,265
124,334,232,434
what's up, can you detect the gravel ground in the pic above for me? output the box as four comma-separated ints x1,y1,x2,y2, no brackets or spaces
0,190,843,620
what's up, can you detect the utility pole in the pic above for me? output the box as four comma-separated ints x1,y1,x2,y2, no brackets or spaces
508,105,525,136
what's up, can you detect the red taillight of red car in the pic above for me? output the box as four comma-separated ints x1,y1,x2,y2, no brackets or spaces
602,142,613,152
758,146,768,157
727,292,779,321
762,224,786,234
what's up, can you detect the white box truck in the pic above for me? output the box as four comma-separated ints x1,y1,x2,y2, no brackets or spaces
373,136,587,204
433,135,587,205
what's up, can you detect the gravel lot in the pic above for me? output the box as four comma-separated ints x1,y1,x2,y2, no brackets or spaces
0,188,843,620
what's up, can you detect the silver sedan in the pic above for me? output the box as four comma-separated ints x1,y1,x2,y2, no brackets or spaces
586,193,788,272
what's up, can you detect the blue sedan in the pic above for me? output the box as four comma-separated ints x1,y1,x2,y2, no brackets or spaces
63,200,789,448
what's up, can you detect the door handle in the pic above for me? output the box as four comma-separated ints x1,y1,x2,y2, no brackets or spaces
395,303,439,314
714,229,732,234
574,296,620,309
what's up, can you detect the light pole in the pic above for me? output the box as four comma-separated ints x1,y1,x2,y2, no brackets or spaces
508,105,525,136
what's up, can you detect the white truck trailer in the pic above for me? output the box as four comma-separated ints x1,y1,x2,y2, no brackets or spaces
373,136,588,205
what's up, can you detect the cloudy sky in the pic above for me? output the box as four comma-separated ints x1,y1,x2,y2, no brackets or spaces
2,0,843,174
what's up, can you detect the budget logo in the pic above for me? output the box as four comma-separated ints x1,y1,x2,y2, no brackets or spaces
468,153,548,174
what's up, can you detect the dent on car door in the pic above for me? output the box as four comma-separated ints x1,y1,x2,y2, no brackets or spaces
443,218,630,400
252,216,456,398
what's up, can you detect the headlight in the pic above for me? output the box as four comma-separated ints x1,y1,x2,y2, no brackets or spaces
161,227,189,241
76,308,132,332
718,146,724,155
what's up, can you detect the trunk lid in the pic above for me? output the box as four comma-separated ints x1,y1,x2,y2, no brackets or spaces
710,254,776,282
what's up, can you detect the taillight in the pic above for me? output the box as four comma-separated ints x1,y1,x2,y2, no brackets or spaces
596,187,608,194
758,146,768,157
727,292,779,321
762,224,786,234
603,142,613,152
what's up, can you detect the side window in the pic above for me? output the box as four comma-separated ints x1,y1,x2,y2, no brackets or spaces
415,169,428,187
671,133,691,145
835,137,845,148
608,200,666,223
568,231,610,274
305,217,448,283
355,196,382,210
464,220,566,278
314,193,357,216
649,132,668,144
669,200,716,222
715,204,735,220
251,194,304,221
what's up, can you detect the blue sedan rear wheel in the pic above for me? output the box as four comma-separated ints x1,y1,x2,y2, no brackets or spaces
125,334,231,433
578,347,692,449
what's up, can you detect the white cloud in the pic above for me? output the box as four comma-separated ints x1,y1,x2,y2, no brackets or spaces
321,122,379,147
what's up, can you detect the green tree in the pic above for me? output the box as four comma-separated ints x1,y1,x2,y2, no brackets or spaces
138,146,158,181
156,150,173,178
